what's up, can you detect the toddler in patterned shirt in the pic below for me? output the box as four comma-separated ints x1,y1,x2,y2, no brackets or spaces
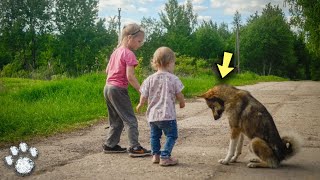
136,47,185,166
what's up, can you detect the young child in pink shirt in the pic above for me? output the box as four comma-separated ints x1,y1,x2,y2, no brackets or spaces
103,23,151,157
136,47,185,166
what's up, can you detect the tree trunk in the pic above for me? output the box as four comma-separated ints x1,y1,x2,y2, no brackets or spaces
262,61,266,76
268,62,272,75
32,32,36,69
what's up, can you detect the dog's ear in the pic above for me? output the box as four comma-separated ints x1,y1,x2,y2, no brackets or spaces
198,89,215,99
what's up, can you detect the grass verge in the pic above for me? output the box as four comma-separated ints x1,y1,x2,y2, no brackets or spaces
0,72,287,145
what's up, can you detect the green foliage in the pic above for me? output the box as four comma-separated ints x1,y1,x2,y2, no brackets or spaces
1,63,22,78
0,0,117,78
240,3,297,78
55,0,100,75
193,21,224,60
293,34,311,79
139,17,165,67
0,0,318,81
135,57,146,79
0,0,53,71
159,0,197,55
0,42,10,69
175,55,211,76
159,0,197,35
310,54,320,80
285,0,320,56
0,51,32,78
285,0,320,80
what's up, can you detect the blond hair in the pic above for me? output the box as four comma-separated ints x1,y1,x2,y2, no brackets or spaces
117,23,144,48
151,47,176,70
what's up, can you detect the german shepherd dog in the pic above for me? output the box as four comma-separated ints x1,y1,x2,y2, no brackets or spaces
200,84,301,168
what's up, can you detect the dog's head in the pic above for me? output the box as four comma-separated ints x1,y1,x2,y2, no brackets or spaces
199,88,225,120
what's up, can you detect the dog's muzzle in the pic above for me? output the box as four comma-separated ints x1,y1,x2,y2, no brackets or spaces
214,114,221,120
212,109,223,120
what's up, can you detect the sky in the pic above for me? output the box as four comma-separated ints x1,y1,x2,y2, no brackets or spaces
98,0,290,28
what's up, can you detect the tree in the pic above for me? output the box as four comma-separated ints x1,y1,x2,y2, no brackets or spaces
159,0,197,35
139,17,165,67
285,0,320,80
193,20,224,60
94,17,118,71
0,0,25,70
159,0,197,55
217,22,231,42
246,11,259,24
0,0,53,74
55,0,99,75
285,0,320,55
24,0,53,69
293,34,311,79
0,0,120,78
241,3,297,77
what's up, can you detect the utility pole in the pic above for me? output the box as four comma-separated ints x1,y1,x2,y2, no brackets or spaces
233,10,241,73
236,24,240,73
118,8,121,40
234,29,237,68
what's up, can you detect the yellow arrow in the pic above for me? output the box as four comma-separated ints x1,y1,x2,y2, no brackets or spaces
217,52,234,78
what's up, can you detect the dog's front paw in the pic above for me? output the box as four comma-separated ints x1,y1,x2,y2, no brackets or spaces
218,159,229,165
249,158,260,163
230,156,238,162
247,162,258,168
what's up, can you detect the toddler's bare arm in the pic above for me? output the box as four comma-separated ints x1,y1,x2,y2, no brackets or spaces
176,92,185,108
136,96,147,112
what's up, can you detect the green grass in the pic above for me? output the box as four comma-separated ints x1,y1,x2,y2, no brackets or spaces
0,73,107,145
181,71,287,97
0,72,287,145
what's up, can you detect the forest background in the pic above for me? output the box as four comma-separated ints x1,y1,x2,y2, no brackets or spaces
0,0,319,80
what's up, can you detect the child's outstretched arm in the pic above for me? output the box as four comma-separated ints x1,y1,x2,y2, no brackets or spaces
127,66,140,92
136,95,147,112
176,92,185,108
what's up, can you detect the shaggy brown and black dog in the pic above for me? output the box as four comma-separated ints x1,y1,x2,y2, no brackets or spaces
200,84,301,168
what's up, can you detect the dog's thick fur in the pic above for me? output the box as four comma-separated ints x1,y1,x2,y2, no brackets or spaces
200,84,301,168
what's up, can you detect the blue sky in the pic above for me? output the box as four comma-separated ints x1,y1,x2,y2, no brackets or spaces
98,0,290,28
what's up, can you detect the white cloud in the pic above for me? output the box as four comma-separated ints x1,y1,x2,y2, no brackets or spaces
98,0,124,10
211,0,226,8
99,0,137,14
192,0,205,4
210,0,285,15
122,17,141,25
138,7,149,13
194,5,209,12
98,0,290,27
138,0,155,4
198,15,212,22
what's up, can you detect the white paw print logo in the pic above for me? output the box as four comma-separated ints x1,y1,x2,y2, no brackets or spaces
4,142,39,176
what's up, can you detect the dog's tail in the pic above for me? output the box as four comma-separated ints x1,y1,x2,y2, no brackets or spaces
281,132,303,160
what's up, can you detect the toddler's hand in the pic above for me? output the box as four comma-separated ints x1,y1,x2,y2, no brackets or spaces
179,101,185,108
136,104,142,112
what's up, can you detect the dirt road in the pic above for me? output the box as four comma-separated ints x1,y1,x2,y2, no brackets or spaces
1,81,320,180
